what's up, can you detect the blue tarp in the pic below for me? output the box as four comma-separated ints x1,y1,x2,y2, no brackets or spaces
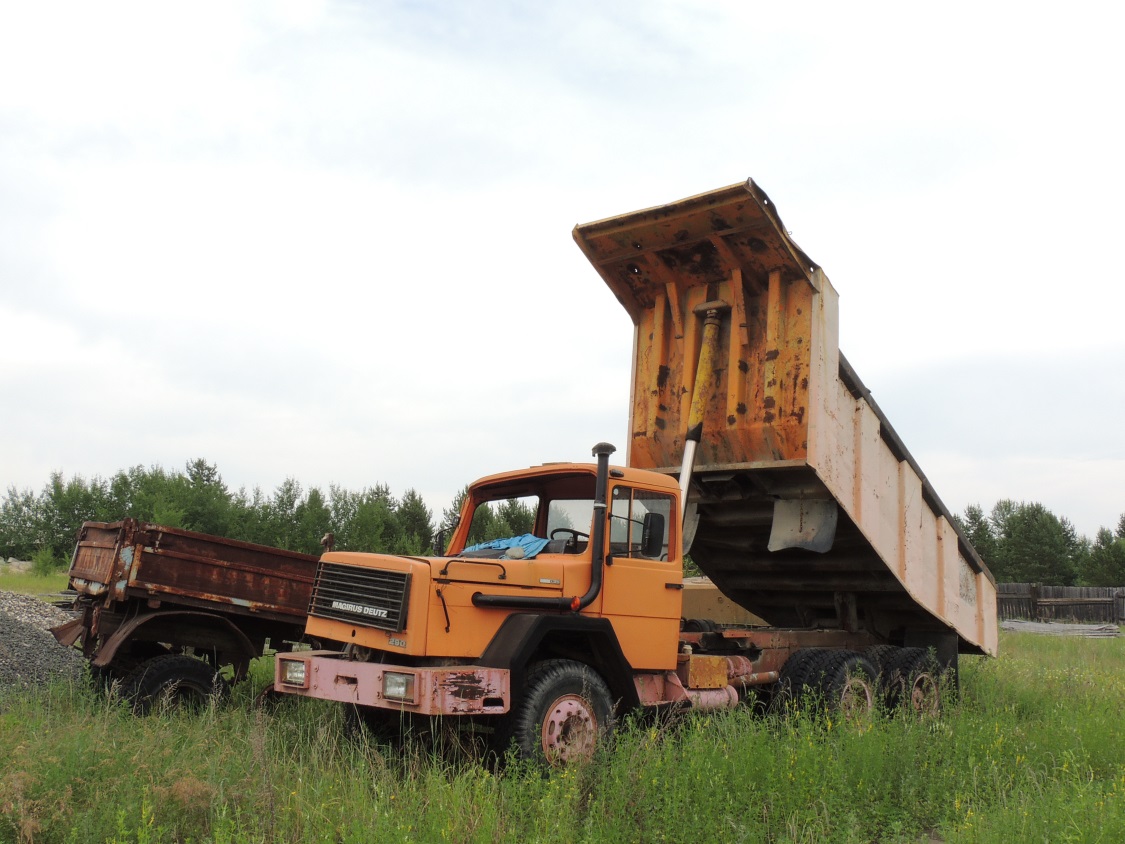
461,534,550,559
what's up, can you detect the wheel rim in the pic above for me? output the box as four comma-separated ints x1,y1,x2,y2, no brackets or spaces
541,694,598,763
908,673,940,716
838,675,873,721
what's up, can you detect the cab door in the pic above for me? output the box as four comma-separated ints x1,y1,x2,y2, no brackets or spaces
600,485,682,670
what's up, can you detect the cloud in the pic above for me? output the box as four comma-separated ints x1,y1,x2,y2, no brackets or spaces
1,0,1122,547
869,352,1125,536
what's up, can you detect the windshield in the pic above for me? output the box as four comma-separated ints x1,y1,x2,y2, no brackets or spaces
546,499,593,536
458,473,597,558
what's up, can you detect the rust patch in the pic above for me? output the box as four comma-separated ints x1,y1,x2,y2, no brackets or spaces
657,365,671,389
738,360,749,373
443,672,487,701
736,402,747,414
764,349,780,361
655,417,666,430
763,412,775,423
727,415,736,425
763,397,776,408
659,241,723,277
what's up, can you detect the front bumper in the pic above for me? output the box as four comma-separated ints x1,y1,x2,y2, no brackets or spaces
274,651,510,715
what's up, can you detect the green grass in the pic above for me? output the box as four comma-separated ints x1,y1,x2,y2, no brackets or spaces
3,632,1125,843
0,568,70,596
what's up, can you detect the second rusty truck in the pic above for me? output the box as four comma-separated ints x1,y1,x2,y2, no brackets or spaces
273,180,997,763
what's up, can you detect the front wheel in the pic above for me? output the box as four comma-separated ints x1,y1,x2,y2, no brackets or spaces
496,659,614,765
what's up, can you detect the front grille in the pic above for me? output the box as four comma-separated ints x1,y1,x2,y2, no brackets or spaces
309,562,411,632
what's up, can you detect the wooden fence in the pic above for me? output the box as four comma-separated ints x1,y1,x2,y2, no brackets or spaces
997,583,1125,624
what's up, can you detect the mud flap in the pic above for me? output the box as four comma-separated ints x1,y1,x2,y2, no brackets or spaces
51,617,85,648
767,499,837,553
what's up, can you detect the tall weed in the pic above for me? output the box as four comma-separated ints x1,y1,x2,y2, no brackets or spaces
2,632,1125,843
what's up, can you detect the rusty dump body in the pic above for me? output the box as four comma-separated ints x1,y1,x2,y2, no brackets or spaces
58,519,319,679
574,179,998,657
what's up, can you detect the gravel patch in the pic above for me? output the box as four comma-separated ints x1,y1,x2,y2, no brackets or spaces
0,590,87,688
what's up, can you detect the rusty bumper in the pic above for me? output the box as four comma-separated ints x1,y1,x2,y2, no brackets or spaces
274,651,510,715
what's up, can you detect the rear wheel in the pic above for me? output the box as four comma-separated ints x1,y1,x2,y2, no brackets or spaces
495,659,614,765
776,649,877,719
120,654,229,714
772,648,820,712
823,652,878,721
883,647,942,715
862,644,898,678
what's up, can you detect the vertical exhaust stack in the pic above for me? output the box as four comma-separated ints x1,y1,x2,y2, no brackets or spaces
471,442,616,614
574,442,616,611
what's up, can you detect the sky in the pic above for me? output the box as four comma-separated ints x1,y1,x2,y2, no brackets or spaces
1,1,1123,540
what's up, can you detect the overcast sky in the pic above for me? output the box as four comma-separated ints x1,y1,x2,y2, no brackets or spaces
1,1,1122,539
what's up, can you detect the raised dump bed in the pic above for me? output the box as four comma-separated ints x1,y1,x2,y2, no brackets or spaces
574,179,997,656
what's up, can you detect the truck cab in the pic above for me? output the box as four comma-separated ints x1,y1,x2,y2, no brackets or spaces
275,445,688,761
297,450,681,671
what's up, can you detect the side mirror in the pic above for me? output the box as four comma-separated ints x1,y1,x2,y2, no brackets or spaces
640,512,665,558
434,514,460,556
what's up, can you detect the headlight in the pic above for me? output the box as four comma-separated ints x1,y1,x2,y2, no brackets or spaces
279,659,308,687
382,671,416,703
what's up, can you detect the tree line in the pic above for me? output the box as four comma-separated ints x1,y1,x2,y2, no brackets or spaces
954,501,1125,587
0,459,528,570
2,460,1123,586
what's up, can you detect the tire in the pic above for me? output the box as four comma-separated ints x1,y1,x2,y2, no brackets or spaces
494,659,614,765
779,649,876,718
820,652,877,720
862,644,899,677
883,647,942,715
120,654,229,715
772,648,821,712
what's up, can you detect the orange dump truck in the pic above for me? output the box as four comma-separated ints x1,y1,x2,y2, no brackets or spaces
274,180,997,763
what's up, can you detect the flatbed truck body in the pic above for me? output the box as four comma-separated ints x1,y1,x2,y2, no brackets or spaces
54,519,319,706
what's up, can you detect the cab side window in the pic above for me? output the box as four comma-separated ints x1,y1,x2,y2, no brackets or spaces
609,487,673,560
